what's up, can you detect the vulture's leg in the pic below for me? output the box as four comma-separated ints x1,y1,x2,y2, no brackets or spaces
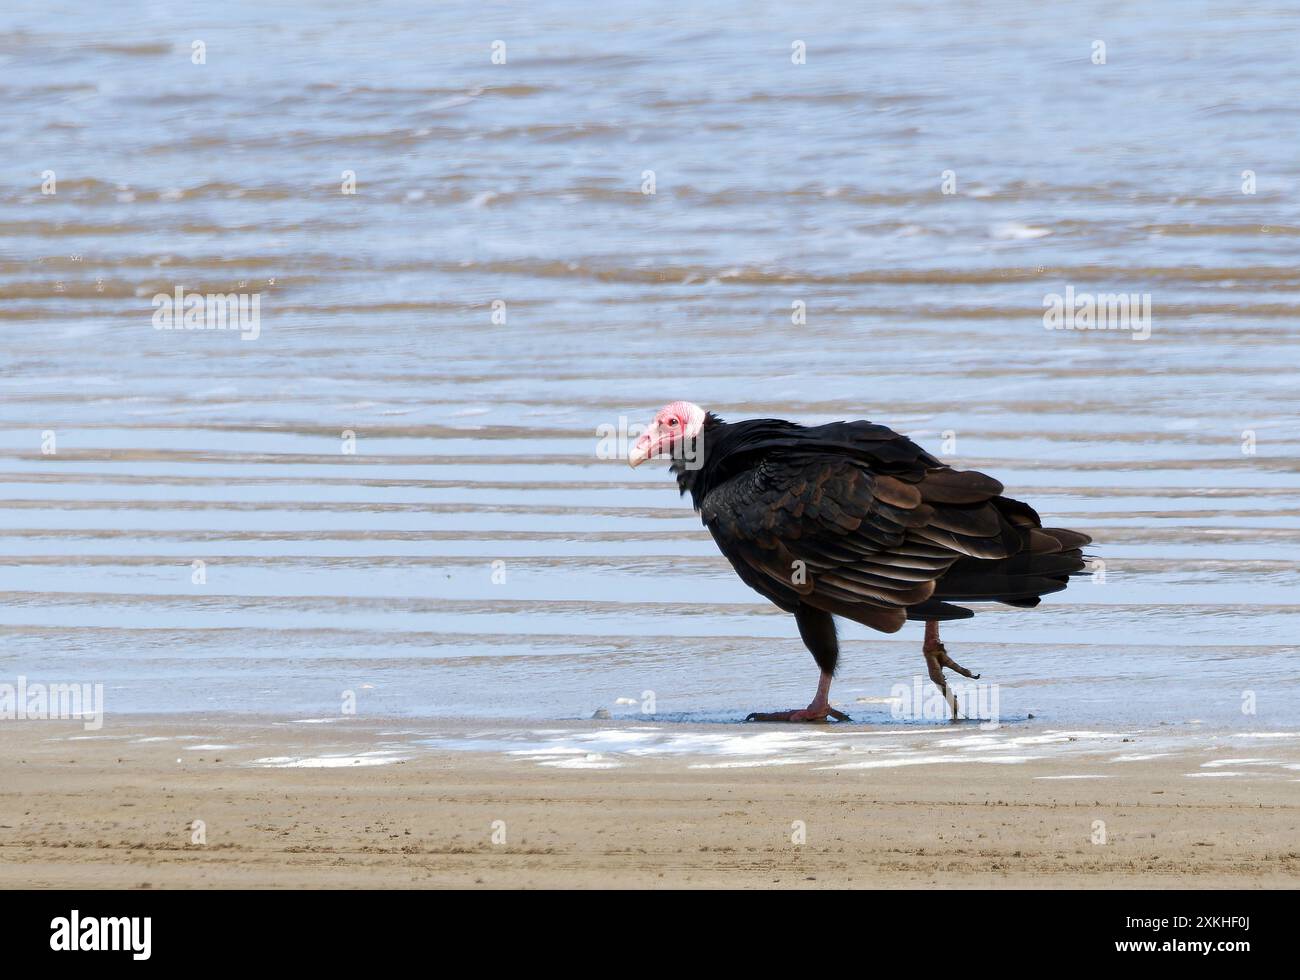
922,621,980,722
746,606,851,723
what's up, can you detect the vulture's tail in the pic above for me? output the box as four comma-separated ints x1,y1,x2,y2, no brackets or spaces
906,496,1093,621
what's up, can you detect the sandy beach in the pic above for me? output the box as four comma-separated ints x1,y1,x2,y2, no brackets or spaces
3,716,1298,889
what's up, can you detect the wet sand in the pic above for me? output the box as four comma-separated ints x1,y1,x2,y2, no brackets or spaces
3,716,1298,889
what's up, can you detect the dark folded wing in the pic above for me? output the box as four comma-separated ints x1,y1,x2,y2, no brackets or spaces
700,453,1022,634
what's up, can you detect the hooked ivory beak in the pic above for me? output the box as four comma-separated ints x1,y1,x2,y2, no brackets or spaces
628,423,662,468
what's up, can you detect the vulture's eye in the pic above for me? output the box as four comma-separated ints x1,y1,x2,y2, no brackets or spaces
668,418,678,426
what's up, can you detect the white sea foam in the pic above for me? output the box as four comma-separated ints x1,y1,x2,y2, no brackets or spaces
538,753,621,769
249,750,409,768
991,221,1051,239
421,723,1295,775
1232,733,1300,739
1202,758,1272,767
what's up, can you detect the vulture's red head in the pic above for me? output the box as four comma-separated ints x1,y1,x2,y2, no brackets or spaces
628,401,706,467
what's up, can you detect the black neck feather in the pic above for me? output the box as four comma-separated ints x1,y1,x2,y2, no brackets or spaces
671,412,805,509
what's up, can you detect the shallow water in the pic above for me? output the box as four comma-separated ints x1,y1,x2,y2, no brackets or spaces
1,2,1298,729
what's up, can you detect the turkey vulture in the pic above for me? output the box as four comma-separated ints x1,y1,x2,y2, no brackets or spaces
628,401,1091,723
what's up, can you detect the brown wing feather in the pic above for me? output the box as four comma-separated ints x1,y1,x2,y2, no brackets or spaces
701,455,1021,633
694,412,1094,632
